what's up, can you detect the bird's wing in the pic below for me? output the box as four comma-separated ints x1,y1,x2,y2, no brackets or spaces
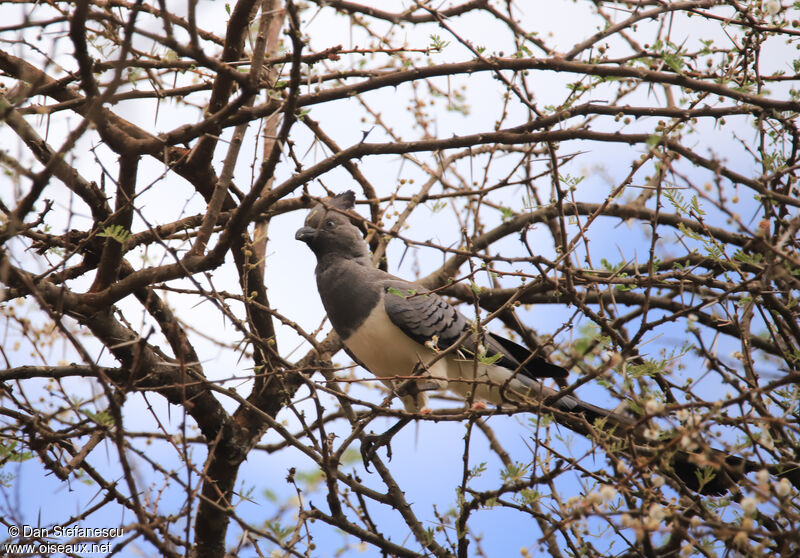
484,332,568,379
382,280,567,379
381,280,467,349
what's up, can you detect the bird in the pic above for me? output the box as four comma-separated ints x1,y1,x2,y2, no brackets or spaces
294,191,599,416
295,190,800,494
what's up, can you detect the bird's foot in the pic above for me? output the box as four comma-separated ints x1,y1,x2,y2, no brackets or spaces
360,432,393,472
360,417,411,472
395,379,444,398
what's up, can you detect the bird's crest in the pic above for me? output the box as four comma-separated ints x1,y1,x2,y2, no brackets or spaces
329,190,355,210
304,190,365,235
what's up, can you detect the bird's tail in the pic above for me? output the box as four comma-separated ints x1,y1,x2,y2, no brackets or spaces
508,372,636,429
508,374,800,495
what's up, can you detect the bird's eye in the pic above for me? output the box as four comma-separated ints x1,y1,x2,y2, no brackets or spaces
324,219,336,228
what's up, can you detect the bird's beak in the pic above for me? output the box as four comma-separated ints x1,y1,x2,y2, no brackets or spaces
295,226,316,243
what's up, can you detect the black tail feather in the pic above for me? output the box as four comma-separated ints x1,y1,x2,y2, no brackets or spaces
488,332,568,379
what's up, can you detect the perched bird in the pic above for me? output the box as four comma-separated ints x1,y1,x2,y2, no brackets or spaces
294,191,597,417
296,191,799,494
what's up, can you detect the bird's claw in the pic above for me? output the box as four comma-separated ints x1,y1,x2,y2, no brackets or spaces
360,431,394,472
360,417,412,472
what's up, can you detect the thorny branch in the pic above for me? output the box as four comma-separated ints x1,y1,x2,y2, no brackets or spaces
1,1,799,557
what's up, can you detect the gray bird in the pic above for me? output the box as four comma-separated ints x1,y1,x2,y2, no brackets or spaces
294,191,602,417
295,191,800,494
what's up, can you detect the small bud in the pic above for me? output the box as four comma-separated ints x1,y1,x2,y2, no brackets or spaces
740,496,758,515
599,485,618,502
644,427,660,441
776,477,792,497
651,474,665,488
763,0,781,16
680,435,698,451
565,496,580,510
733,530,749,547
759,432,775,451
645,399,664,415
586,491,602,505
649,503,665,523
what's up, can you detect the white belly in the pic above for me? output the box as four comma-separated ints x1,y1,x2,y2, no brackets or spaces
341,302,539,411
342,303,446,379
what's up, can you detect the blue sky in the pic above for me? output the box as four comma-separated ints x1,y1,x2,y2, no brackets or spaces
2,1,796,556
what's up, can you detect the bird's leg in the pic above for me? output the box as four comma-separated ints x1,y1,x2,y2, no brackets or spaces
395,360,445,412
361,416,412,471
361,376,441,471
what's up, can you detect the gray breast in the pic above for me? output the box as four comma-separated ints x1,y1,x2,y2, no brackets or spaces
316,263,380,340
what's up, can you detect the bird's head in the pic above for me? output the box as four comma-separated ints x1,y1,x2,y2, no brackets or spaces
295,191,369,260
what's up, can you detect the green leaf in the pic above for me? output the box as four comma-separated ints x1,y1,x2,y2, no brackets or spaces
341,448,362,466
501,462,529,482
428,200,447,213
97,224,131,245
423,527,435,544
468,462,487,481
295,468,324,489
694,466,718,493
428,34,450,53
519,488,541,505
0,440,33,463
690,195,705,216
265,520,293,541
499,206,514,221
733,250,763,265
84,410,114,427
478,351,503,365
529,413,553,428
663,52,684,74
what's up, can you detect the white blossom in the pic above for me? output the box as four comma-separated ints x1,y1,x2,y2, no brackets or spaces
644,426,660,441
586,490,603,505
759,431,775,450
600,485,618,502
763,0,781,16
733,530,749,547
649,503,665,523
650,474,665,488
741,496,758,514
776,477,792,497
645,398,664,415
680,434,699,451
